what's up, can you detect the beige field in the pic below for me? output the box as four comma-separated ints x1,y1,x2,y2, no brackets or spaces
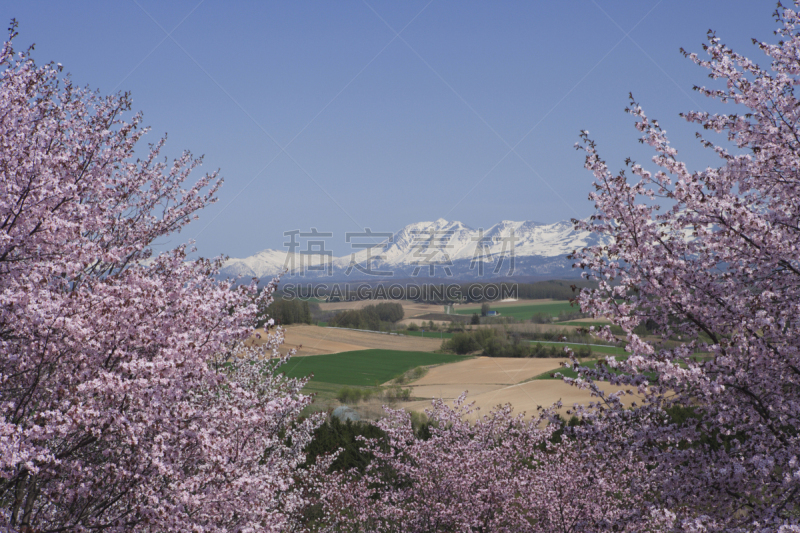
397,318,453,328
397,356,640,420
318,298,563,321
404,380,631,420
401,356,566,418
405,357,566,389
253,324,444,356
317,299,443,318
454,298,556,311
566,317,612,324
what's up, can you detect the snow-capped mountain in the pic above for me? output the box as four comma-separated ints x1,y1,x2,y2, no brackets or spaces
219,218,606,281
218,249,299,280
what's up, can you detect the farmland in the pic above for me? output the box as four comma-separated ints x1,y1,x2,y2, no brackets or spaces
454,300,578,319
532,341,626,356
275,346,617,421
281,325,626,356
249,298,636,420
279,349,467,387
252,324,444,356
401,356,642,420
558,320,613,327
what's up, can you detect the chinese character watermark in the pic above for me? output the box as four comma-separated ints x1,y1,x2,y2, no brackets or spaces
344,228,394,277
283,228,334,276
409,228,455,277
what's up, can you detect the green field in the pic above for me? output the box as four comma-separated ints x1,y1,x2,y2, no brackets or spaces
557,321,613,328
342,330,623,354
401,330,453,339
529,341,627,356
533,353,711,380
279,349,467,387
455,301,579,320
532,356,629,380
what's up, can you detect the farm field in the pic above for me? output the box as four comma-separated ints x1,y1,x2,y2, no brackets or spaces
454,298,555,310
279,349,467,387
404,379,641,421
260,329,638,420
558,320,614,328
247,305,632,421
407,356,570,394
401,356,640,420
454,300,578,319
250,324,444,356
317,299,443,317
400,329,627,355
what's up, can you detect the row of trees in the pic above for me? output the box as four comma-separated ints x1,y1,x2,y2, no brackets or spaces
327,302,404,330
441,328,593,358
514,279,596,300
257,298,316,326
3,3,800,529
529,309,589,323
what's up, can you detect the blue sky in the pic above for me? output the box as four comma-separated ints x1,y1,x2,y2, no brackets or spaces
3,1,777,257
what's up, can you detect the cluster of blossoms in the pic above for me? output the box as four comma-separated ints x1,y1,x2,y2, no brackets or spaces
0,22,321,532
567,3,800,531
313,395,660,533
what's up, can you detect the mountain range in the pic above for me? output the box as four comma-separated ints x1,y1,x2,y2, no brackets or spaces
219,218,606,282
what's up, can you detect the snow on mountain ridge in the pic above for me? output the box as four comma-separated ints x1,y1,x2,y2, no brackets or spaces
219,218,604,280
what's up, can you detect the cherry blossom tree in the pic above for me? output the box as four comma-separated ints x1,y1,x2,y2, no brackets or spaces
0,23,318,531
312,396,659,533
569,3,800,530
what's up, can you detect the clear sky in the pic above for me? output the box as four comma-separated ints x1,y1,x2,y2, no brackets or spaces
3,1,778,257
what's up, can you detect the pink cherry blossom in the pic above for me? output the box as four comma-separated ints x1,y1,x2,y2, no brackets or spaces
312,396,655,532
569,3,800,529
0,23,319,532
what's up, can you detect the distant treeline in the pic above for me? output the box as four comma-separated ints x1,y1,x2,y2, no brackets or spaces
529,310,590,323
518,326,618,345
328,302,404,330
513,280,596,301
257,299,318,327
441,328,594,358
